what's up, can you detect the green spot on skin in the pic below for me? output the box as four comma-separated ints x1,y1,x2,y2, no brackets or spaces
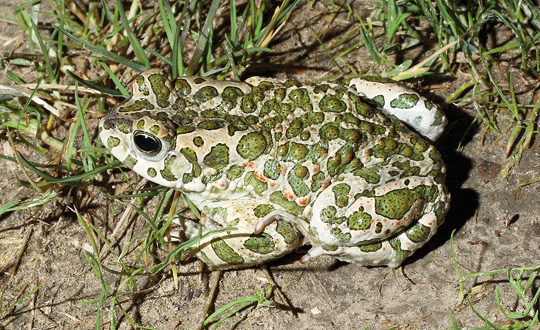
181,147,198,163
261,117,279,130
203,143,229,170
425,99,434,110
283,79,300,87
276,220,298,245
240,94,256,113
211,238,244,265
243,233,275,254
288,143,308,161
330,227,351,243
226,165,245,180
371,95,385,107
107,136,120,149
274,88,286,102
198,120,225,130
177,126,196,134
147,167,157,178
390,93,420,109
319,94,346,112
371,137,401,160
429,149,442,162
257,81,274,91
340,129,362,143
118,99,155,112
374,188,418,220
245,115,259,126
201,109,223,118
253,204,275,218
237,132,267,160
148,73,171,108
264,159,281,180
358,121,374,136
149,124,161,135
261,130,273,153
406,223,431,243
332,183,351,208
337,145,354,166
123,154,137,169
320,206,345,224
288,88,310,108
136,75,149,96
220,98,237,111
183,173,193,183
277,103,293,117
193,85,219,104
373,185,436,220
222,86,244,98
342,113,360,125
286,118,304,139
433,107,445,125
174,78,192,97
193,136,204,147
343,158,361,174
313,84,330,94
202,173,223,184
311,172,325,192
435,200,449,225
400,145,413,157
354,100,374,118
320,123,340,140
327,155,340,176
226,115,249,136
244,172,268,195
269,191,304,216
161,155,179,181
287,168,310,197
277,145,288,158
322,245,339,251
359,242,382,253
136,119,145,130
308,145,328,163
375,222,383,233
294,165,308,178
116,121,132,134
192,163,202,180
347,210,372,230
250,86,264,101
311,112,324,124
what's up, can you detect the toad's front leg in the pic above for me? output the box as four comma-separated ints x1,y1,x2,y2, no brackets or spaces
181,197,304,269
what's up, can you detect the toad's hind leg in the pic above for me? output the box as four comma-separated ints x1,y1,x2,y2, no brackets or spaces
182,198,303,270
304,172,449,267
348,77,447,141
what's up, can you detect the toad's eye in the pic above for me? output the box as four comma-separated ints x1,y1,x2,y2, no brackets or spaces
133,131,162,155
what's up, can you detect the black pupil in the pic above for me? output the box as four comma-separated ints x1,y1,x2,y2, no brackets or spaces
134,133,160,154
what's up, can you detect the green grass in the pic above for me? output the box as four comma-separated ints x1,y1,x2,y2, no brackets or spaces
0,0,539,329
450,231,539,329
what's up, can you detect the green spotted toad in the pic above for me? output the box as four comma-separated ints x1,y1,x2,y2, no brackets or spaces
100,69,450,269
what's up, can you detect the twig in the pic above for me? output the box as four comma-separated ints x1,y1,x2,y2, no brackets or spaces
196,270,222,330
